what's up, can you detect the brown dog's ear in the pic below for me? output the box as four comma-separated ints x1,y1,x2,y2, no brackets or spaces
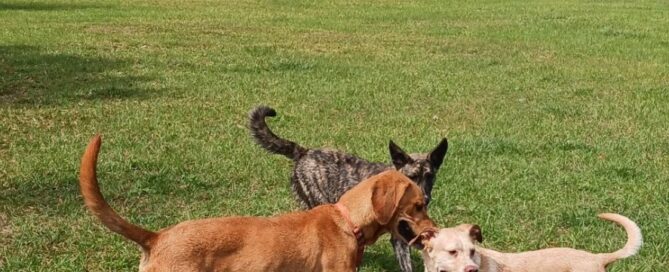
372,172,410,225
427,138,448,169
389,140,412,169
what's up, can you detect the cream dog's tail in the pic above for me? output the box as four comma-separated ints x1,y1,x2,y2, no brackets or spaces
79,135,156,251
597,213,642,265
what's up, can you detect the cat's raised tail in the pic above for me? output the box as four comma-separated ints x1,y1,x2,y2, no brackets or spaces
249,105,307,160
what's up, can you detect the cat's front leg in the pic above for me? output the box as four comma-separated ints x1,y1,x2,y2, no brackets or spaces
391,236,413,272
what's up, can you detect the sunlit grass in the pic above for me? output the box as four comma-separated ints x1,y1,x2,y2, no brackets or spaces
1,0,667,270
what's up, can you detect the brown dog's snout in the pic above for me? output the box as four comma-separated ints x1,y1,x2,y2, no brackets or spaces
414,215,437,234
420,216,437,229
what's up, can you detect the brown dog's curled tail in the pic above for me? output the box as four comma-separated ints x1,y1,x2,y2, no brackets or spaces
79,135,156,250
597,213,642,265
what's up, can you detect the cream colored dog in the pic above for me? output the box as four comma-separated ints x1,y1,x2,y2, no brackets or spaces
79,135,436,272
417,214,642,272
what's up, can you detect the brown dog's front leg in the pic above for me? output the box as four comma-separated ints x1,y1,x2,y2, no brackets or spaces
391,237,413,272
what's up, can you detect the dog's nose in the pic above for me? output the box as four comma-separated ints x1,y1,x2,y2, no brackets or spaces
464,265,478,272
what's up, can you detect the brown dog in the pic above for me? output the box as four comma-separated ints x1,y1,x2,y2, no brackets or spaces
79,135,436,272
417,214,642,272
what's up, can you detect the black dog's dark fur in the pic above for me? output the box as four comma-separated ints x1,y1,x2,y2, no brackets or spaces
249,106,448,272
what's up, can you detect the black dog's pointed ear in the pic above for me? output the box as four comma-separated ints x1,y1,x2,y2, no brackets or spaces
427,138,448,169
389,140,412,169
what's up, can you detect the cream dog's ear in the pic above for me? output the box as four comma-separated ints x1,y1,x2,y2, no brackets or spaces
457,224,483,243
409,228,437,250
371,173,410,225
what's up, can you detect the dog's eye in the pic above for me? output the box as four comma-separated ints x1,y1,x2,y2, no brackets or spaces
448,250,457,256
470,249,475,257
415,204,424,212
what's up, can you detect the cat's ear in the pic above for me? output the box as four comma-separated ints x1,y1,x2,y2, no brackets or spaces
427,138,448,169
389,140,412,169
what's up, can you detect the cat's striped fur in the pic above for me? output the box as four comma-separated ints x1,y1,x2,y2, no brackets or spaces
249,106,449,272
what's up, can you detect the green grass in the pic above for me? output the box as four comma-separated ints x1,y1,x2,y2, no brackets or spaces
1,0,668,270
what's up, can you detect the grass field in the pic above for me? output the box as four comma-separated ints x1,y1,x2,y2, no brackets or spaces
1,0,668,270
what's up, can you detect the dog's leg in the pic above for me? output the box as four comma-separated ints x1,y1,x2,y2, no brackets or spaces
391,236,413,272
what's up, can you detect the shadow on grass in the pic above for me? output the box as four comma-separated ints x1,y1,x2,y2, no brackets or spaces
221,60,316,74
0,2,107,11
0,168,219,218
363,247,425,272
0,176,81,214
0,45,160,106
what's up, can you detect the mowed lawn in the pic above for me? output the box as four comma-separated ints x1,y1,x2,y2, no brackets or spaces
1,0,668,270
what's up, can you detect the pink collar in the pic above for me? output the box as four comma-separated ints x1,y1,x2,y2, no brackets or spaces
335,203,365,268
